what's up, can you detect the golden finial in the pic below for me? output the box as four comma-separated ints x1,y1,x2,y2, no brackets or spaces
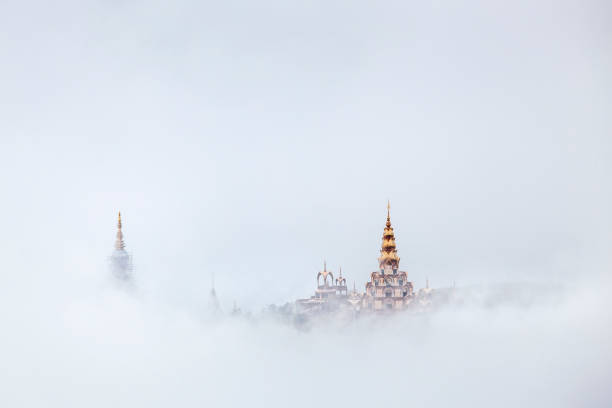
385,200,392,228
118,211,122,229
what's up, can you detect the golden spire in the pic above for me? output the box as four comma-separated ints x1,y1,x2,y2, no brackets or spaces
378,201,400,271
115,211,125,250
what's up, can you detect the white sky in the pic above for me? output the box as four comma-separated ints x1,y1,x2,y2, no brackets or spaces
1,0,611,309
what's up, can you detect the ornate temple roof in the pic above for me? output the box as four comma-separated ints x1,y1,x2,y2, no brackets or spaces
378,201,400,270
317,260,334,287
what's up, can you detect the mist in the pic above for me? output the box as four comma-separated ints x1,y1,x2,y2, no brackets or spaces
1,0,611,406
2,270,610,407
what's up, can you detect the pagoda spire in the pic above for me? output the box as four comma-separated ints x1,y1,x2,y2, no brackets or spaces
115,211,125,250
110,211,132,283
378,201,400,271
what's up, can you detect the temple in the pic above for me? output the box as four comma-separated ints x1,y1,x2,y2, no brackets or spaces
110,211,132,282
297,202,423,319
104,203,433,320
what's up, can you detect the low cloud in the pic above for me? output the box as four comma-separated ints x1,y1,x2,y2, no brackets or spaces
1,271,610,408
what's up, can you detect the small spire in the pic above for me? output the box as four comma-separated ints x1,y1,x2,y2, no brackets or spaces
339,266,342,277
323,260,327,272
387,200,390,218
426,277,429,289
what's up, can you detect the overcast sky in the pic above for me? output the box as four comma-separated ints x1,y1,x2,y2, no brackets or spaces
1,0,611,308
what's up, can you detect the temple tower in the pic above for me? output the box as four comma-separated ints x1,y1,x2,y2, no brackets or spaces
363,202,414,311
110,211,132,282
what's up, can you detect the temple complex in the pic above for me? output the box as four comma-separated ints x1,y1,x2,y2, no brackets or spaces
297,202,422,318
110,211,132,283
105,203,432,321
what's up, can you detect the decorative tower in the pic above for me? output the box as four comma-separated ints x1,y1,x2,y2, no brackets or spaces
110,211,132,282
363,202,414,311
316,260,334,288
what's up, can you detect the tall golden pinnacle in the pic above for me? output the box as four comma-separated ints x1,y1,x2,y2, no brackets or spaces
115,211,125,251
378,201,400,271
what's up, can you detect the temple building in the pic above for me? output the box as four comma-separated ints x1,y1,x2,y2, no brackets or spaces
296,203,424,317
110,211,133,283
362,202,414,311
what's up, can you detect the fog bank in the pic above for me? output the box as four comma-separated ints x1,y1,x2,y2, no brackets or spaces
1,271,610,408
